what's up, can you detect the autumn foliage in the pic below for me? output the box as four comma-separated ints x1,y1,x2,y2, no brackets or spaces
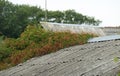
0,25,95,70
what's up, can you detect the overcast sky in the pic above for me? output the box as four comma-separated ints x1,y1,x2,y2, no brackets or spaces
8,0,120,27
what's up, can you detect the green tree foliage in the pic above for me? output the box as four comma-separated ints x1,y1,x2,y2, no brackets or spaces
47,9,102,25
64,10,84,24
0,0,101,38
47,10,64,23
0,0,43,38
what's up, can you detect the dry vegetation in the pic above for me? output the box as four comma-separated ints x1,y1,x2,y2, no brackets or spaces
0,25,95,70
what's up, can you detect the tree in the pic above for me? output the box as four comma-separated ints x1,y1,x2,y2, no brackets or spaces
48,10,64,23
55,9,102,25
0,0,101,38
0,0,17,37
0,0,43,38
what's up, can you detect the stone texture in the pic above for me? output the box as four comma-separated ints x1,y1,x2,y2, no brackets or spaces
0,40,120,76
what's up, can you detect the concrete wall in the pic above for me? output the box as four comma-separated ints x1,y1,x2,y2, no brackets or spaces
41,22,105,36
101,27,120,35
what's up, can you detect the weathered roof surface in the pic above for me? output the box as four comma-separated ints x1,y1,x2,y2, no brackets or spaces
0,40,120,76
88,35,120,43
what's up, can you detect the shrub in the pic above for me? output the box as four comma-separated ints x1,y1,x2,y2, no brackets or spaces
0,25,95,70
0,45,12,61
20,25,51,43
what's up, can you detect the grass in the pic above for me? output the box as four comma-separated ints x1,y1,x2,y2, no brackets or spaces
0,25,95,70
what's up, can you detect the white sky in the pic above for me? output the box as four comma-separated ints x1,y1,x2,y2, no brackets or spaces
8,0,120,27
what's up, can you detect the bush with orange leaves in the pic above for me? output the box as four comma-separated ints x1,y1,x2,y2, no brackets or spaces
0,25,95,70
